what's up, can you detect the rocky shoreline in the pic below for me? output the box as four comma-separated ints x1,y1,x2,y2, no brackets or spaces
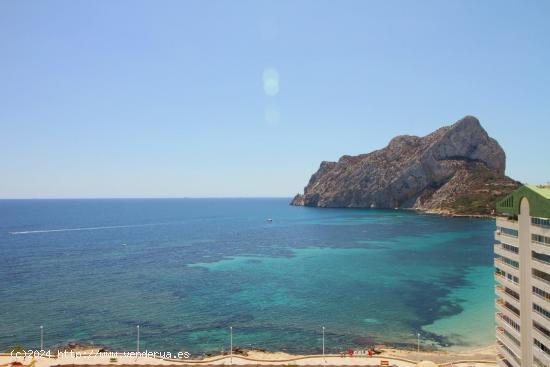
412,208,496,219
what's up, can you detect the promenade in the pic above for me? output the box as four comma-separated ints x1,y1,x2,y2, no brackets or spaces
0,351,496,367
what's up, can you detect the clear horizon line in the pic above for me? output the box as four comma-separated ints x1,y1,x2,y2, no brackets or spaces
0,195,295,200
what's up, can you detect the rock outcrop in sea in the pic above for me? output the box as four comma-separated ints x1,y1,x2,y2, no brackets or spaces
291,116,520,216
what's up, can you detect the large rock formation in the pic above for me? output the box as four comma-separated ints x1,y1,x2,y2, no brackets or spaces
291,116,520,216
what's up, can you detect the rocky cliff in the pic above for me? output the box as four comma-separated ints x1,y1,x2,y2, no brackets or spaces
291,116,520,216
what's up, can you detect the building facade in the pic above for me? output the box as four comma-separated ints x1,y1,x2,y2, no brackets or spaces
495,185,550,367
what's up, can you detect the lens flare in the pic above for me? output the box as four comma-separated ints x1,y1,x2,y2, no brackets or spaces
262,68,280,96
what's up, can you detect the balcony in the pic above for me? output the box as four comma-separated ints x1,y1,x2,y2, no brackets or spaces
533,241,550,258
495,219,519,245
533,325,550,349
495,313,521,339
533,288,550,309
496,217,519,230
494,243,520,262
532,223,550,238
495,273,520,293
495,258,520,278
533,274,550,295
497,343,521,367
533,258,550,277
495,231,519,246
496,327,521,357
496,356,515,367
533,344,550,367
496,299,520,322
495,285,520,309
533,305,550,329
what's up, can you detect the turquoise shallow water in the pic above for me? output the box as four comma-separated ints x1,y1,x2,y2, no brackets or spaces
0,199,495,354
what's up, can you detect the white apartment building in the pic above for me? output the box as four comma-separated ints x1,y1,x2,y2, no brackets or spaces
495,185,550,367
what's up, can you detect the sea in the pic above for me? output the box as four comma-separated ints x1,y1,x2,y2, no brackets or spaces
0,198,495,355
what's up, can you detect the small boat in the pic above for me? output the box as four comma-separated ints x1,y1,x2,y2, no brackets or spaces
121,243,127,246
267,218,273,223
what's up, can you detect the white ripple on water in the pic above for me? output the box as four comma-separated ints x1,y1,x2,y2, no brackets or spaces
9,222,173,235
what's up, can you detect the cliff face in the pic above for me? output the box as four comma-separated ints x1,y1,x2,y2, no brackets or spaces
291,116,520,216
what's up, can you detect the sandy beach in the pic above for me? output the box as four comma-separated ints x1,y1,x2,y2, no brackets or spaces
382,345,497,364
0,345,497,367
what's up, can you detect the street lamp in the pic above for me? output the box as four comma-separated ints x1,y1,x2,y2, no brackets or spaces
230,326,233,365
40,326,43,351
136,325,140,354
322,326,325,364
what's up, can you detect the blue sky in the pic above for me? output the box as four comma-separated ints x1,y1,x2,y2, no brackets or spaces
0,1,549,198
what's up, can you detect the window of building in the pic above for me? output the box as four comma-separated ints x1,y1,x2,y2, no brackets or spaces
497,226,519,237
533,268,550,283
498,341,521,365
533,303,550,320
505,301,520,316
505,287,520,300
533,251,550,265
532,217,550,228
534,321,550,339
496,254,519,269
499,312,520,332
534,338,550,356
503,329,520,346
502,243,519,254
532,234,550,246
533,286,550,302
496,268,519,284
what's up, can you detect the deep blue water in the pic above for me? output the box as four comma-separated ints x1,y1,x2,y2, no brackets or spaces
0,199,495,354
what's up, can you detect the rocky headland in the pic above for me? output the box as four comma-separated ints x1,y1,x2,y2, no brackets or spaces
291,116,520,216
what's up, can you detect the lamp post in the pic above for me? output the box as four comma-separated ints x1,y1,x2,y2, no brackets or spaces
230,326,233,365
137,325,140,354
322,326,325,364
40,326,43,351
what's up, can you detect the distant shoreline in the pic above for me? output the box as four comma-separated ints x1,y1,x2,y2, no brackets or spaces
413,208,496,220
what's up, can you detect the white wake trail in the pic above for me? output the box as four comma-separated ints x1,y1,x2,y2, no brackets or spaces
10,222,168,235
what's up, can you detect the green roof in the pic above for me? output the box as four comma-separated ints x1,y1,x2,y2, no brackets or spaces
528,185,550,200
496,185,550,218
